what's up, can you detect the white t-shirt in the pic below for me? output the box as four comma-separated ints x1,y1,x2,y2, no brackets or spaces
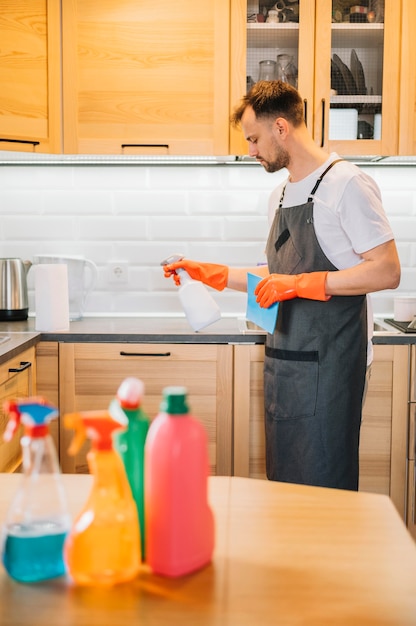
267,153,394,365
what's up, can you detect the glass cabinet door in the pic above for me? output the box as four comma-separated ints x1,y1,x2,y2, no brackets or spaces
230,0,401,156
230,0,315,155
316,0,400,155
245,1,301,91
246,1,317,127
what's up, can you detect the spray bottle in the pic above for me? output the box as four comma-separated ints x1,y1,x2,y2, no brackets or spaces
161,254,221,331
111,377,150,560
63,409,141,585
145,386,215,577
1,397,71,583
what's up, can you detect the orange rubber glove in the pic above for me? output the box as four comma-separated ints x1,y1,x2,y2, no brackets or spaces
163,259,229,291
255,271,330,308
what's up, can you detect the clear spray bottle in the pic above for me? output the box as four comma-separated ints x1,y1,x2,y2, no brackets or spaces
161,254,221,331
1,397,71,583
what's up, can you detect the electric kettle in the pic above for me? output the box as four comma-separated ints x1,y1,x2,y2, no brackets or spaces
33,255,98,320
0,258,32,321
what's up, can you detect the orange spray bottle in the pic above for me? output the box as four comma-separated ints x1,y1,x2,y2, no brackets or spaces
63,410,141,585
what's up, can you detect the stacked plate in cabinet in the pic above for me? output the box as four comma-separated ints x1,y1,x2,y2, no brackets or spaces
331,50,367,96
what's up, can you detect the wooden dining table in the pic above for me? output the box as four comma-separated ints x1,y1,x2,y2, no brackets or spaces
1,473,416,625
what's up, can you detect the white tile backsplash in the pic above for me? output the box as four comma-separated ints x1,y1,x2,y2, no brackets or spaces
0,161,415,319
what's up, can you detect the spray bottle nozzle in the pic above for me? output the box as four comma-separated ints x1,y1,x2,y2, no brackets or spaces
3,396,58,441
116,377,145,410
65,410,128,454
160,253,184,267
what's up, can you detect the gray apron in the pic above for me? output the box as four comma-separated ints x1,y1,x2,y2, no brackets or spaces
264,160,367,490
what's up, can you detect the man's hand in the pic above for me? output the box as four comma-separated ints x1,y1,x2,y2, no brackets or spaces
163,259,228,291
255,272,330,308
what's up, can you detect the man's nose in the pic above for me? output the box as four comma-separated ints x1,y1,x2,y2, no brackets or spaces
248,143,258,157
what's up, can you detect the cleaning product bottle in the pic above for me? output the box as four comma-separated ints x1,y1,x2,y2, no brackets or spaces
63,409,141,585
111,377,149,560
161,254,221,331
145,386,215,577
1,397,71,583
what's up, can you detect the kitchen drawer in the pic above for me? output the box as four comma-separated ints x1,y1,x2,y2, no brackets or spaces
59,342,233,476
0,347,35,473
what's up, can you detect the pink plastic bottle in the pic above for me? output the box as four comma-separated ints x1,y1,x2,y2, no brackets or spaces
144,386,214,577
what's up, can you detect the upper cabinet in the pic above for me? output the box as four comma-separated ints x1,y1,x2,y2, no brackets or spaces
61,0,230,155
230,0,409,157
1,1,414,157
0,0,62,153
398,0,416,155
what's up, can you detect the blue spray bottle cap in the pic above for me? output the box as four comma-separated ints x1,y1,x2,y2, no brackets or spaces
3,396,58,441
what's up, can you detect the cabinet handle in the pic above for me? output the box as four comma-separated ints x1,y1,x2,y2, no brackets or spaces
320,99,326,148
119,351,171,357
8,361,32,373
0,139,40,147
121,144,169,149
303,99,307,126
413,460,416,526
412,400,416,525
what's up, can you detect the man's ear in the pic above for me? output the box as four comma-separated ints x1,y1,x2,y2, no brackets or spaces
275,117,288,136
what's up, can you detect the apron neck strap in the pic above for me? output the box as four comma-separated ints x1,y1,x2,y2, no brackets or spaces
279,158,344,208
308,158,344,201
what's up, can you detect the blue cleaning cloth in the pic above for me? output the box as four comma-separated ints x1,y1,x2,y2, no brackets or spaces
246,273,279,334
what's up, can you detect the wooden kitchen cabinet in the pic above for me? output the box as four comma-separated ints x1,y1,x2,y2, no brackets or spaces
35,341,60,453
360,344,408,518
230,0,403,156
233,344,409,518
0,0,62,153
58,342,233,475
406,346,416,540
398,0,416,155
0,347,36,472
61,0,231,155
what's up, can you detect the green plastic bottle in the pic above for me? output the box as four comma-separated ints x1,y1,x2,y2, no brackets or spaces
63,409,141,586
111,377,150,559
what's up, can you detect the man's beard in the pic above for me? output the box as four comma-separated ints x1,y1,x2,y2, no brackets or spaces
260,145,290,173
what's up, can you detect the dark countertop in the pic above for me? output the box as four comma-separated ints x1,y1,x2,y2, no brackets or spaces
0,331,40,365
0,316,415,364
0,317,262,346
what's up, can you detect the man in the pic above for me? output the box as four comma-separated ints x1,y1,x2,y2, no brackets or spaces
164,80,400,491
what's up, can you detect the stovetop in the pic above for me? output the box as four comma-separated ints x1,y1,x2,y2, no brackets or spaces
384,319,416,333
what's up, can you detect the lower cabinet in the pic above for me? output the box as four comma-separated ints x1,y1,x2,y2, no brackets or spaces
35,340,410,525
406,346,416,540
57,343,233,476
233,344,409,519
0,346,36,472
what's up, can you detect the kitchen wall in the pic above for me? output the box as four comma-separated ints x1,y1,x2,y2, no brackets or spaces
0,157,415,319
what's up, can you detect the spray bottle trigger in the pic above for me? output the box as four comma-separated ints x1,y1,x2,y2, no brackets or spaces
64,413,87,455
3,401,21,442
160,253,184,267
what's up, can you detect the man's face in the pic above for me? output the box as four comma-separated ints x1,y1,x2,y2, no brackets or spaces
241,106,290,173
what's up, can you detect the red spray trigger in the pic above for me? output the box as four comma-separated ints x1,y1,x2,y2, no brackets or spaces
65,410,128,453
3,401,21,442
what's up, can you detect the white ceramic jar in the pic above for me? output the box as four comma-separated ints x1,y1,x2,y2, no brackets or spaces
393,296,416,322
